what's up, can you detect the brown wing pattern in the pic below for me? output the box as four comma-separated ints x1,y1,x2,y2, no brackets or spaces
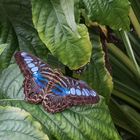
15,51,100,113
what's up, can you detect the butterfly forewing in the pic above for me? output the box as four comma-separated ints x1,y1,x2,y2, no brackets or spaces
15,52,51,103
15,51,100,113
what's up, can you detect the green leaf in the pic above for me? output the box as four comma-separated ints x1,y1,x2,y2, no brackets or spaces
130,0,140,24
121,105,140,134
82,0,130,30
108,43,140,102
0,22,18,71
60,0,77,33
109,99,140,138
0,64,121,140
0,44,8,55
79,30,113,100
0,100,121,140
0,0,48,71
0,106,49,140
128,33,140,65
0,64,24,99
31,0,92,70
108,36,140,138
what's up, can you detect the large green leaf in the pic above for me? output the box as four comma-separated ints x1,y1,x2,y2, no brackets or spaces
0,44,8,55
82,0,130,30
31,0,92,70
0,0,48,71
79,29,113,100
0,22,17,71
0,64,121,140
0,106,49,140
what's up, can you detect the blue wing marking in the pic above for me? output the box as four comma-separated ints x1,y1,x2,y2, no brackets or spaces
33,72,48,89
51,84,70,96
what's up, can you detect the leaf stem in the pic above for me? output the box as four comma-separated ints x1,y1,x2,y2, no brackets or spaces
120,31,140,76
112,90,140,109
129,7,140,38
107,43,140,78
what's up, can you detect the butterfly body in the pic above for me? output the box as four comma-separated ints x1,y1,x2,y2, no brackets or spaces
15,52,100,113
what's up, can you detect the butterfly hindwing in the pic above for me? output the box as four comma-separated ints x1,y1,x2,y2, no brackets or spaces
15,51,100,113
42,77,99,113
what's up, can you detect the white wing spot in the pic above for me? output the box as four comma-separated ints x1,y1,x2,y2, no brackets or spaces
21,52,27,56
70,88,75,95
91,90,96,96
28,63,35,68
76,89,81,96
31,67,38,72
83,89,89,96
34,62,38,64
26,60,32,64
82,90,86,96
24,58,33,61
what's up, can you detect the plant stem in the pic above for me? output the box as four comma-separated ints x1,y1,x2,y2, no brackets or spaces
129,7,140,38
120,31,140,77
107,43,140,78
112,90,140,109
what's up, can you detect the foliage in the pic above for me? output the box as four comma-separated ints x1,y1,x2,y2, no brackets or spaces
0,106,49,140
1,0,139,140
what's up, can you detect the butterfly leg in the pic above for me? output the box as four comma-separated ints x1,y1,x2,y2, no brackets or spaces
42,94,72,113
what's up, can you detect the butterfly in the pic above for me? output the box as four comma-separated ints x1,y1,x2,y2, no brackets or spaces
15,51,100,113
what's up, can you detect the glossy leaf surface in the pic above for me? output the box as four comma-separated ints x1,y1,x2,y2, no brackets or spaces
0,106,49,140
82,0,130,30
31,0,92,70
0,64,120,140
0,0,48,72
79,30,113,100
